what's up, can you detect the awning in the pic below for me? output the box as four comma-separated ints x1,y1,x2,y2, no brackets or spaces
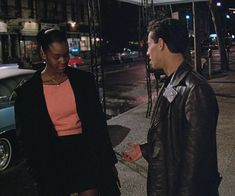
118,0,208,6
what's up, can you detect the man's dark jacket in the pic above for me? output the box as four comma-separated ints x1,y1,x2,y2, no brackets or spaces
15,67,119,195
140,62,221,196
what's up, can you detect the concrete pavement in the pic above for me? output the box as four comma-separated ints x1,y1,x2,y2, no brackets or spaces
107,48,235,196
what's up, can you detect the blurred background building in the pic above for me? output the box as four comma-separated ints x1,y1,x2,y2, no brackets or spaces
0,0,235,69
0,0,92,67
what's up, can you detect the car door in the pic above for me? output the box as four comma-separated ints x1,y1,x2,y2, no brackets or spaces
0,74,33,172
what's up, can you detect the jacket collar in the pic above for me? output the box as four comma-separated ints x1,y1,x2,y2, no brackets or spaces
169,61,192,87
151,62,192,127
30,66,74,84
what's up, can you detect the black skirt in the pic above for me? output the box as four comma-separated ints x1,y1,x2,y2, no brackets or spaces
57,134,99,194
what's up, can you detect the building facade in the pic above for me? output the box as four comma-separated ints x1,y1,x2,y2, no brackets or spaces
0,0,92,67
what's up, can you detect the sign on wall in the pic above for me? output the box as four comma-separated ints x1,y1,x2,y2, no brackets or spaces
0,22,7,33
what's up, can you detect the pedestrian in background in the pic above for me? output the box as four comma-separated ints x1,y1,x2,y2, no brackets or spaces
123,18,221,196
15,29,120,196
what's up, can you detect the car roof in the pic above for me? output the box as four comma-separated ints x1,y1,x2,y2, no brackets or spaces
0,67,35,80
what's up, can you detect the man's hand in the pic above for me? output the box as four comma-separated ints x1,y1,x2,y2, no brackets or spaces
122,143,142,162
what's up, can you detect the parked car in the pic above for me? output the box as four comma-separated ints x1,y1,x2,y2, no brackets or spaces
0,65,35,172
68,55,84,68
103,52,122,64
120,48,140,63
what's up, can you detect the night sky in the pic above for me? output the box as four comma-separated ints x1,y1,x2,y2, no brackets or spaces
100,0,235,52
100,0,139,52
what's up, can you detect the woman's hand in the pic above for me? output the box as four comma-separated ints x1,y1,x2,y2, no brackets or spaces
122,143,142,162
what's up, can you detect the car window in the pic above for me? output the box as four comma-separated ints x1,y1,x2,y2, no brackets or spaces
0,74,32,103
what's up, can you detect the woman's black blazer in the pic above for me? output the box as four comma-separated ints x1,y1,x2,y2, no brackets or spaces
15,67,117,178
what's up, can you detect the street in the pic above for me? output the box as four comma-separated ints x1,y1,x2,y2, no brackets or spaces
104,60,150,118
80,59,153,119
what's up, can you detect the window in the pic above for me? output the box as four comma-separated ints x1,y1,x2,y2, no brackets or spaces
81,4,85,22
15,0,22,17
0,0,8,17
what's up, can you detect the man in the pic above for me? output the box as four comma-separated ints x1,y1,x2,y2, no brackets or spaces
122,18,221,196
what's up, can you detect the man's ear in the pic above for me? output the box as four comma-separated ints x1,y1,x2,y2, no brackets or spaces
158,38,165,50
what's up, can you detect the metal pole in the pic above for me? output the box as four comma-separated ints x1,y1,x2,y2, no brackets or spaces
186,19,189,31
193,1,202,73
8,35,12,59
138,2,141,56
208,58,211,78
0,37,2,63
87,0,106,114
226,46,230,65
97,0,106,114
193,2,197,71
208,48,212,79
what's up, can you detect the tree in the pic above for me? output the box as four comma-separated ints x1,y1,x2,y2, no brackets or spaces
209,0,229,71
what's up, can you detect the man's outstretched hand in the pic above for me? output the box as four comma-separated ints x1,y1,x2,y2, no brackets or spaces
122,143,142,162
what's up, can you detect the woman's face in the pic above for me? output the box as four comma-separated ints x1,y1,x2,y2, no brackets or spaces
42,41,69,74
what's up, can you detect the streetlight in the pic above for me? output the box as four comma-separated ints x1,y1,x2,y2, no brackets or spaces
216,2,221,7
186,14,190,31
225,14,231,35
225,14,231,63
226,14,230,19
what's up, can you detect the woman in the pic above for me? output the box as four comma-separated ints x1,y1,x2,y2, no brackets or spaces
15,29,120,196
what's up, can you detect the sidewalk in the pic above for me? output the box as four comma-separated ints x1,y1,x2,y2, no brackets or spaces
107,53,235,196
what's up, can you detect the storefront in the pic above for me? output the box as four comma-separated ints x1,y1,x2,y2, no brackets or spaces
0,21,20,64
66,23,91,60
67,32,81,57
80,35,91,52
20,21,39,67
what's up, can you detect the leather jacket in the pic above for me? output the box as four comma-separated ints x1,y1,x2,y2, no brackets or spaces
141,62,221,196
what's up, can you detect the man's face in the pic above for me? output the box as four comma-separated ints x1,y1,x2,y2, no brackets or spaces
42,41,69,74
146,32,162,70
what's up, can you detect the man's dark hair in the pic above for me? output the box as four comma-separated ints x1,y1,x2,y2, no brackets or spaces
36,29,67,52
148,18,189,53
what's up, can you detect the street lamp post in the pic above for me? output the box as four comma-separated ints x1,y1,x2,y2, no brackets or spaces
216,2,221,7
186,14,190,31
226,14,231,34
